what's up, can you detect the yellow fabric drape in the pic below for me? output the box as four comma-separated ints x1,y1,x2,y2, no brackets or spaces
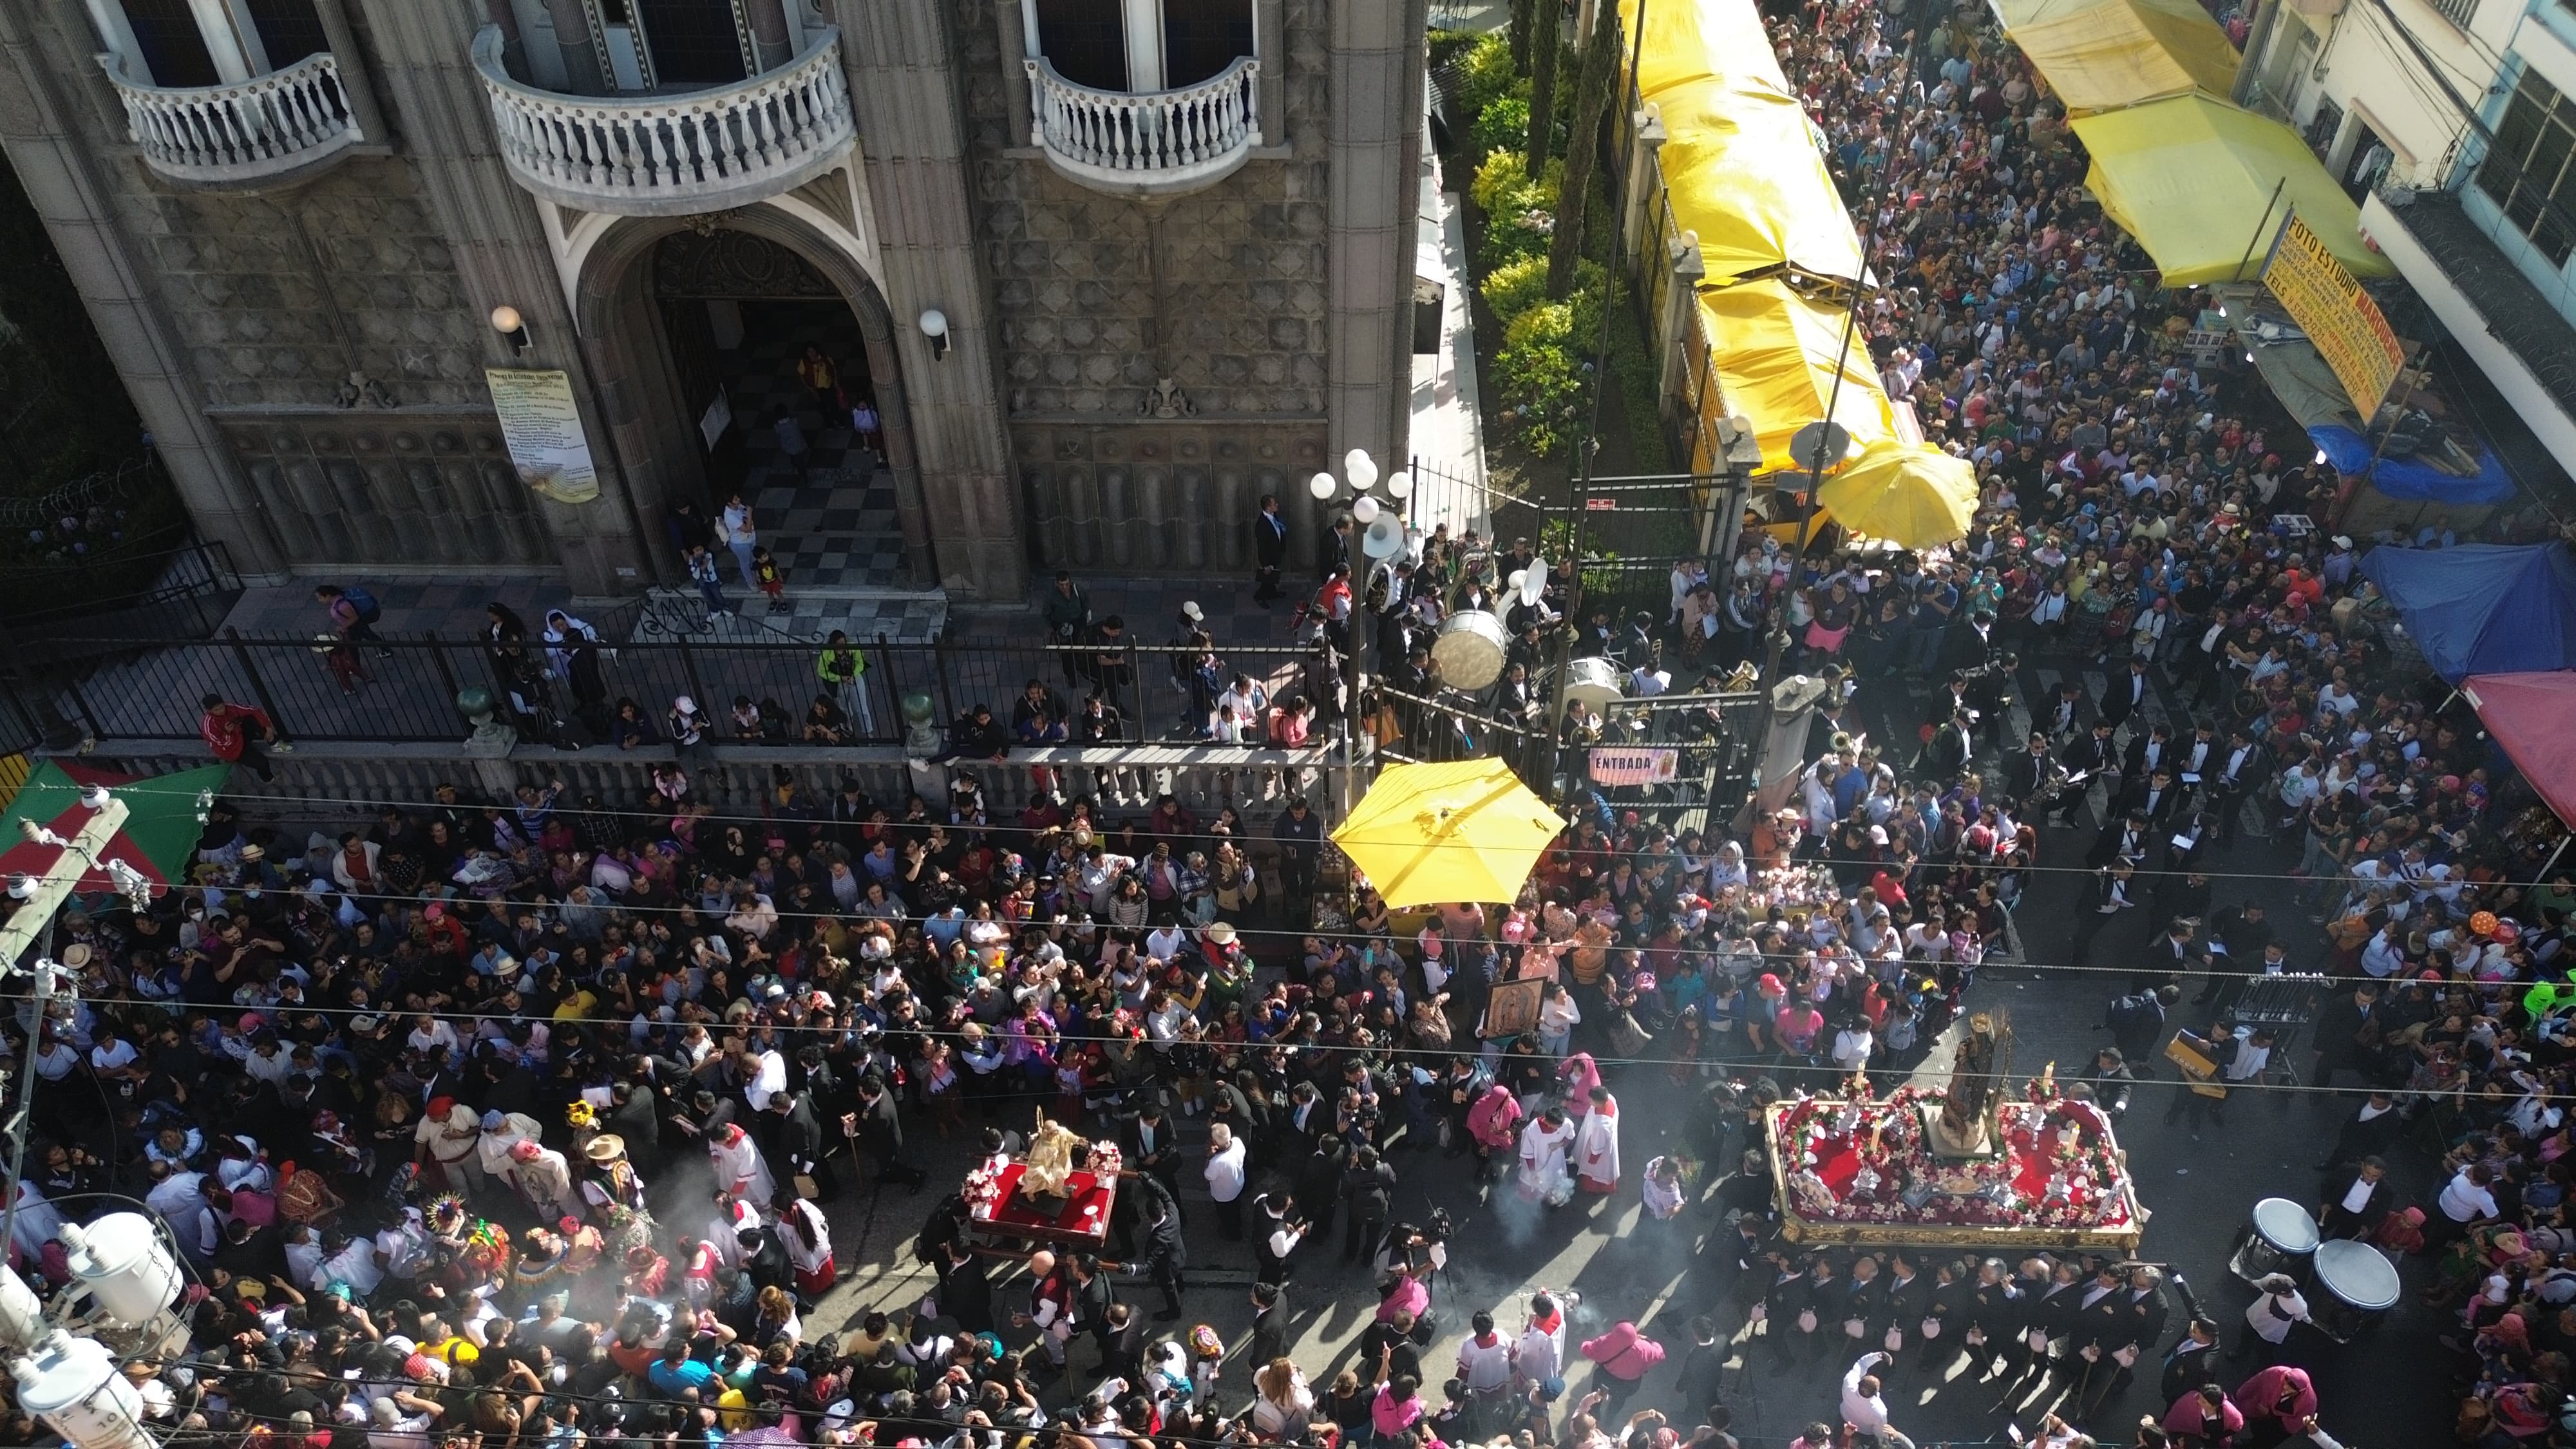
1698,279,1895,475
2000,0,2239,113
2072,95,2394,285
1622,0,1863,287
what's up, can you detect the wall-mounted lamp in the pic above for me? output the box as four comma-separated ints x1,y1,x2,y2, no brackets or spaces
918,308,950,360
489,304,531,355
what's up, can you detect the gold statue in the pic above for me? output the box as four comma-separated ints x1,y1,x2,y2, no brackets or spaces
1019,1111,1088,1204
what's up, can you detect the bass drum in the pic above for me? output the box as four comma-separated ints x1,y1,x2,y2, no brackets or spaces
1431,610,1510,690
1562,656,1624,708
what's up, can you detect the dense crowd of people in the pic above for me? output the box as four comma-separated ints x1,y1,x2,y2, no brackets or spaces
11,5,2576,1449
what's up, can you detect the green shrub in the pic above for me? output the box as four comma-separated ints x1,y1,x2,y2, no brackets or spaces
1504,300,1575,353
1455,32,1518,117
1494,337,1586,460
1470,95,1531,158
1470,147,1531,213
1481,254,1550,323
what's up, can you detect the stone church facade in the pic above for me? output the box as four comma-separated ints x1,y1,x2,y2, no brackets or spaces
0,0,1427,600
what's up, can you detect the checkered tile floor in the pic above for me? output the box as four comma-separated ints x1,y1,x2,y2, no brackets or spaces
728,316,910,593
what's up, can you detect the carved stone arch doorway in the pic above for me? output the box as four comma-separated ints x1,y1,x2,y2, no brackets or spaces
573,207,936,591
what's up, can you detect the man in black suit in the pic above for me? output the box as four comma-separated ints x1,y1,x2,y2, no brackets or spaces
2052,721,2119,826
854,1073,927,1189
1944,610,2002,673
1247,1280,1291,1367
2068,859,2138,968
2318,1090,2403,1170
2098,656,2152,735
2311,981,2384,1088
2208,726,2270,844
1121,1101,1186,1198
2318,1157,2394,1239
2002,730,2058,805
2086,808,2152,870
1252,493,1289,604
2114,763,2184,832
2157,1316,2222,1405
1918,710,1975,781
2121,720,2177,784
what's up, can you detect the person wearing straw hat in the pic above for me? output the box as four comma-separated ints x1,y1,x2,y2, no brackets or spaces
578,1133,647,1221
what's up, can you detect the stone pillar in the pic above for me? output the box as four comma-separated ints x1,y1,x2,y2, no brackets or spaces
0,3,283,577
540,0,606,95
480,0,527,77
832,0,1025,600
309,0,389,144
353,0,654,596
1658,231,1703,412
1326,0,1431,473
744,0,792,72
185,0,256,80
1120,0,1160,90
994,0,1033,145
1621,103,1663,273
1253,0,1283,142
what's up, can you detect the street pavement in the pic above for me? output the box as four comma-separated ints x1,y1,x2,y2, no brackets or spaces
766,652,2450,1448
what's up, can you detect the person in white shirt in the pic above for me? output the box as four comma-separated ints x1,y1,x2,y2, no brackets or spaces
2439,1164,2501,1228
1839,1350,1914,1447
1203,1123,1248,1244
2241,1273,2308,1352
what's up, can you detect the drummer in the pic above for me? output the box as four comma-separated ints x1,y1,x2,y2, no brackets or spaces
2237,1273,2310,1366
2317,1157,2395,1240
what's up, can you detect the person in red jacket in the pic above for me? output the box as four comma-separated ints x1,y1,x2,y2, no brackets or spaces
198,692,284,781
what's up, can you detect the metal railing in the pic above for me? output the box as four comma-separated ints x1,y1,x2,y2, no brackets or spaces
100,50,362,185
1024,55,1260,191
6,538,240,635
30,632,1336,753
472,24,856,215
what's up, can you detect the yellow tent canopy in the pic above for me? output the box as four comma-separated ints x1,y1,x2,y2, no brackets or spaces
1816,439,1979,549
1621,0,1864,287
1331,759,1565,907
2000,0,2239,113
1699,279,1897,475
2072,95,2394,285
1653,83,1866,287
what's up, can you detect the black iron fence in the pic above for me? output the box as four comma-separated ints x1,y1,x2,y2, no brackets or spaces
10,537,241,635
26,632,1337,752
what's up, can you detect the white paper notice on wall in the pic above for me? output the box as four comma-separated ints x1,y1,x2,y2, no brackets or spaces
486,367,600,504
1587,746,1679,787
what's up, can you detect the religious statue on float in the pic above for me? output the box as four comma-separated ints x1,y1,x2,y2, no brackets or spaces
1928,1011,2012,1157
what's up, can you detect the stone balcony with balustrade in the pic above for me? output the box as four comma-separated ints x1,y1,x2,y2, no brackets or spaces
1024,55,1261,198
100,50,364,188
471,24,856,218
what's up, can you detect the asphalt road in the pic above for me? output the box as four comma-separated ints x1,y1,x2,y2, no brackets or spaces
782,658,2451,1449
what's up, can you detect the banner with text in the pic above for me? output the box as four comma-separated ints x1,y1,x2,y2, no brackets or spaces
486,367,601,504
1588,746,1680,786
2262,211,2404,421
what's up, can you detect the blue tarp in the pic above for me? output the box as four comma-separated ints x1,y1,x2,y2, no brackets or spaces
2357,542,2576,683
2312,425,2518,505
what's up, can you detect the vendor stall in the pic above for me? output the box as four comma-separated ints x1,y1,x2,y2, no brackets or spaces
1765,1075,2146,1251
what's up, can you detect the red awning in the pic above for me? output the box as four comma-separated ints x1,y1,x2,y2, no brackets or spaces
2464,671,2576,829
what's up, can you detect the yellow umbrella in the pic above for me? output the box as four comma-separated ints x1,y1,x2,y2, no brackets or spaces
1815,439,1978,549
1331,759,1565,907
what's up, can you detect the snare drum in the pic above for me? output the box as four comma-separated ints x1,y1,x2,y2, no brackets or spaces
1431,610,1510,690
2228,1197,2320,1285
2309,1238,2400,1342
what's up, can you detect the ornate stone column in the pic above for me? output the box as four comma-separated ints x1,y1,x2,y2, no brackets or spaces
744,0,793,72
540,0,605,95
829,0,1027,600
0,1,283,576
